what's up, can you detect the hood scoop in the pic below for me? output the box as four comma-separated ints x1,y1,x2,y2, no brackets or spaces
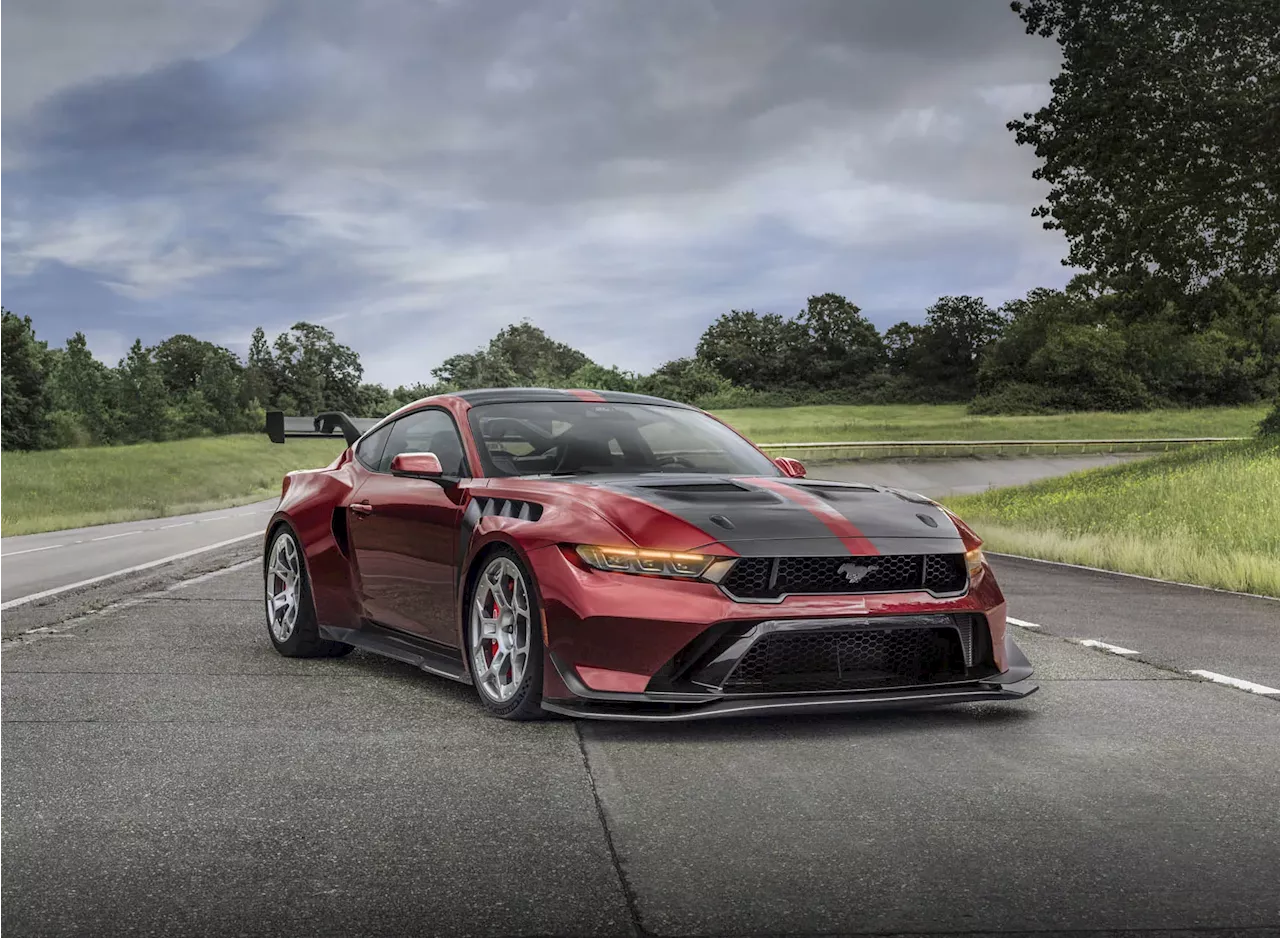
635,480,779,504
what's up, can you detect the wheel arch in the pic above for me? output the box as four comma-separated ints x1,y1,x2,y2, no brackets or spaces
455,533,547,672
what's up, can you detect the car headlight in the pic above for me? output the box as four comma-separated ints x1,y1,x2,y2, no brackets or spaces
965,547,985,580
574,545,737,583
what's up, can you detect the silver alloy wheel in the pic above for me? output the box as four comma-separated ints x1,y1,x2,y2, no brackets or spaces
266,532,302,643
470,556,533,702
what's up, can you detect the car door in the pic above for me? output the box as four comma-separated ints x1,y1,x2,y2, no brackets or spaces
347,408,470,646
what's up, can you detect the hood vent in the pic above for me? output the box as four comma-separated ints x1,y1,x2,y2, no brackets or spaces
635,481,779,504
638,482,747,493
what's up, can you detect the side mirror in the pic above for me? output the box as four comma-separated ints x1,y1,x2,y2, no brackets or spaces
390,452,444,479
774,456,806,478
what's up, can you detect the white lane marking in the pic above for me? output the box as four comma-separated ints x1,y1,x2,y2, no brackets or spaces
159,521,195,529
987,551,1280,603
1007,616,1041,629
90,530,143,542
1187,670,1280,696
1,543,66,557
165,558,258,590
1079,639,1139,656
0,532,261,610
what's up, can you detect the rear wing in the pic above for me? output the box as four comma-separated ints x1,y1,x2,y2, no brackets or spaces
265,411,379,448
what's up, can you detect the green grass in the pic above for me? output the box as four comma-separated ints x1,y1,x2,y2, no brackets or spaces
712,403,1268,462
944,440,1280,597
714,403,1266,442
1,435,346,536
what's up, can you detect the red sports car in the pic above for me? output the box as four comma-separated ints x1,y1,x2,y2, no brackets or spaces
263,389,1036,720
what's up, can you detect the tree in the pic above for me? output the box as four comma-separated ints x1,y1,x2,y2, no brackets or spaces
637,358,733,403
242,326,278,408
50,332,116,443
1008,0,1280,290
565,363,636,392
116,340,171,442
433,322,594,390
695,310,796,389
489,321,591,385
788,293,885,389
916,296,1006,398
196,349,245,432
271,322,364,414
433,348,519,389
1,309,54,450
884,322,925,377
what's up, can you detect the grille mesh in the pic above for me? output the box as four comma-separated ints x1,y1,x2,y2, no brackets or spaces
722,626,966,692
721,554,966,599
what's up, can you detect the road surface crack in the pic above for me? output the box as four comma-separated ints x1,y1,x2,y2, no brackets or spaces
574,723,648,938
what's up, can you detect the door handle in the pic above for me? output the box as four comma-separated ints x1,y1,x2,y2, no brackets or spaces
350,501,374,516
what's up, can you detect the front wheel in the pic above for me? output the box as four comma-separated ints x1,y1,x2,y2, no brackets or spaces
264,526,351,658
467,548,545,719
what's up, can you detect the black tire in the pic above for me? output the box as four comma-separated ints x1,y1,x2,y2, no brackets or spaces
465,546,545,720
264,525,352,658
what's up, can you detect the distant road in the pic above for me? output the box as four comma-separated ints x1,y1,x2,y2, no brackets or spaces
815,452,1146,495
1,500,276,607
0,453,1144,607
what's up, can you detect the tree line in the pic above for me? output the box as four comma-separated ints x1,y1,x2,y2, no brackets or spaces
4,272,1277,451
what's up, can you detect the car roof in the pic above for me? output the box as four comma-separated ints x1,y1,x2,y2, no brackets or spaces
451,388,696,409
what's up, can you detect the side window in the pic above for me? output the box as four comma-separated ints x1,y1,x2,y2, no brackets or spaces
354,423,393,471
379,409,469,476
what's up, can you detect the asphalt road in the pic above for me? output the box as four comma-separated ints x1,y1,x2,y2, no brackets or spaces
0,454,1144,608
2,548,1278,937
0,499,277,607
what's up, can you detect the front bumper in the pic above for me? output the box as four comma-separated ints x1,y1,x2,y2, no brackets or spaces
528,544,1036,722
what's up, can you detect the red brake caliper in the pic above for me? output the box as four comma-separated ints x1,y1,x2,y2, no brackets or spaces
503,577,514,682
484,594,500,665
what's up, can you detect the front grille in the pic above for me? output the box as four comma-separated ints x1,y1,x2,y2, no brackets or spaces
721,624,967,692
720,554,967,600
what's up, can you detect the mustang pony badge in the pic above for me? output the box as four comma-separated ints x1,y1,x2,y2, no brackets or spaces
837,562,879,585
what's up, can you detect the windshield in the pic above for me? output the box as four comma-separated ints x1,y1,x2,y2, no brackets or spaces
466,401,780,478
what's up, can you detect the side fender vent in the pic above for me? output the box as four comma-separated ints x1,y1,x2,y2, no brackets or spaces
331,506,350,557
473,497,544,523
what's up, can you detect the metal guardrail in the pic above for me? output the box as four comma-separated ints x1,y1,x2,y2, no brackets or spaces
758,437,1247,450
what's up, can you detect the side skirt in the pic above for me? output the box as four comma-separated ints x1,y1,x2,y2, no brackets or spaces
320,623,471,684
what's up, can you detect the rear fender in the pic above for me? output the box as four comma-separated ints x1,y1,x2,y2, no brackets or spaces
268,456,362,631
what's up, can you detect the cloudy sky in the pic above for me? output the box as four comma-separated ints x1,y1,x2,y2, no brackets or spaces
2,0,1067,387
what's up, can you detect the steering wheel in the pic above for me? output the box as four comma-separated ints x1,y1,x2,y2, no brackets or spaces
654,454,698,470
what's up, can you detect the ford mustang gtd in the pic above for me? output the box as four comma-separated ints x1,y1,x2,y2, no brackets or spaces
263,389,1036,721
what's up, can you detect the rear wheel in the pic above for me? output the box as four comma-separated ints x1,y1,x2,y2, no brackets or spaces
467,549,545,719
264,526,351,658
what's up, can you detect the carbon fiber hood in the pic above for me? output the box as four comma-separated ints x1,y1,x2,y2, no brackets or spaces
563,474,964,557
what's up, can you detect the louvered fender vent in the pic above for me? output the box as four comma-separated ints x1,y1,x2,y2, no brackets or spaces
471,497,544,522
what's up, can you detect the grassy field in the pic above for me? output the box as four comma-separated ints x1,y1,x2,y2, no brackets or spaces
716,404,1268,462
717,403,1267,442
1,435,346,536
945,440,1280,597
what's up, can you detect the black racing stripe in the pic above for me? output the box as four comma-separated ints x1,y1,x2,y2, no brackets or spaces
789,482,958,540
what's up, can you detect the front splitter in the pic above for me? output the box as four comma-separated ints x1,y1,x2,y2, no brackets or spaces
541,678,1038,722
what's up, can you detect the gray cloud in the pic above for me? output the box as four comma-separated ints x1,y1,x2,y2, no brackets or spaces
2,0,1067,385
